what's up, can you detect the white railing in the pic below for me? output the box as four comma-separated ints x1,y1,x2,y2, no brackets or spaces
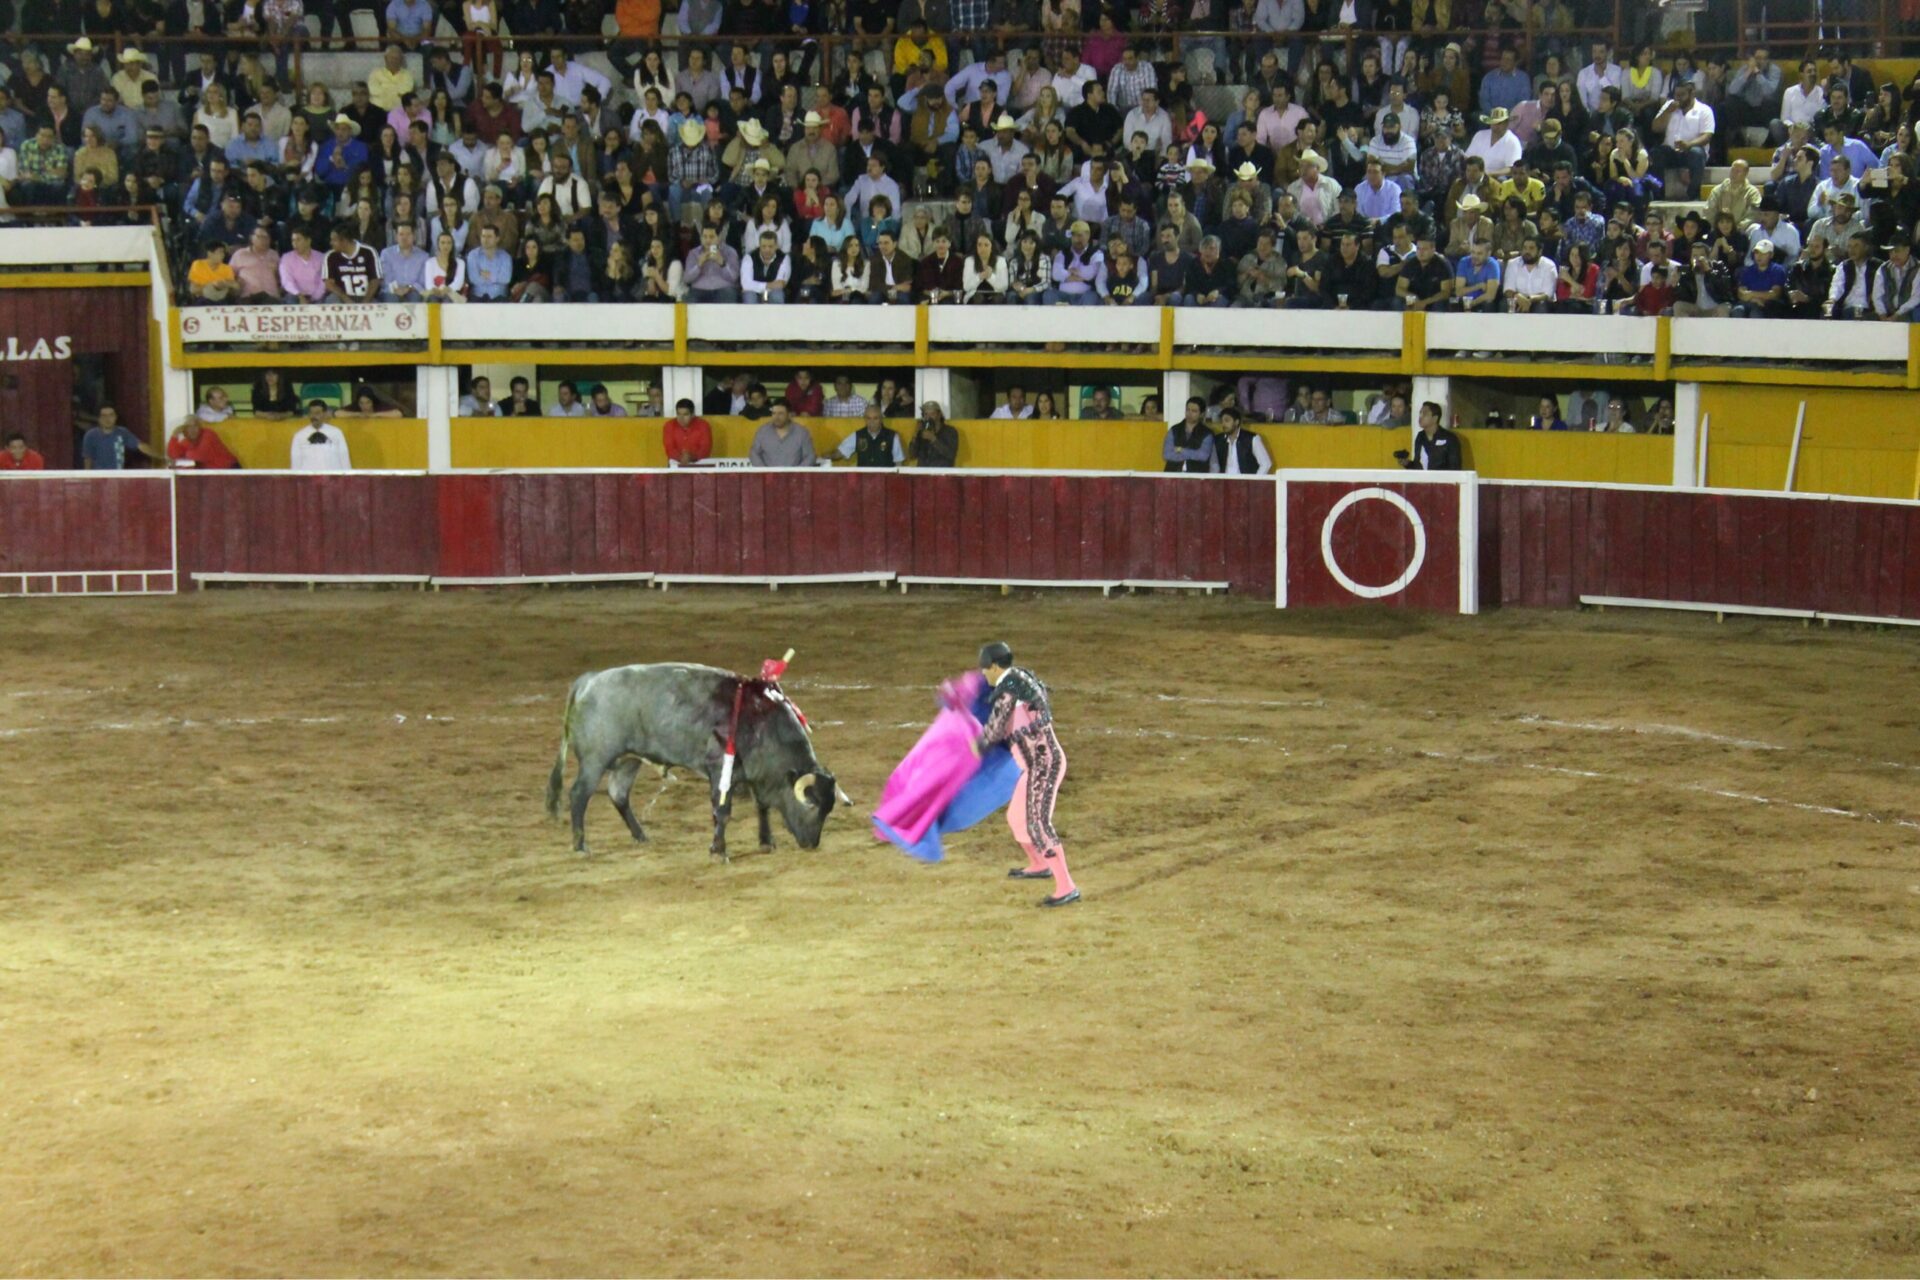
928,303,1159,346
685,302,914,345
440,302,677,345
1178,307,1405,353
1428,311,1662,357
1670,315,1908,363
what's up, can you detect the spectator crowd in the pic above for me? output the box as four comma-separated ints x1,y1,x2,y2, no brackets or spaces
3,4,1918,318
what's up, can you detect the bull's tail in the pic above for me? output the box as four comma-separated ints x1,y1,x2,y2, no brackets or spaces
545,681,578,820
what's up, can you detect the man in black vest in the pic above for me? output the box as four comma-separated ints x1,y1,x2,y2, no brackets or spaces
1211,408,1273,474
835,403,904,466
1162,396,1216,472
1395,401,1462,471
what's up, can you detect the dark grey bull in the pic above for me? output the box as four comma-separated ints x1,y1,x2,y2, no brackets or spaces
545,662,838,858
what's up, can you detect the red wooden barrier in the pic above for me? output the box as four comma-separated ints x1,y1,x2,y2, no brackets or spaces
1478,484,1920,619
176,474,437,579
0,474,173,594
1281,475,1472,612
14,471,1920,618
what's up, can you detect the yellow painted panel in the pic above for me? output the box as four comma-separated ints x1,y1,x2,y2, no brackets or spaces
1266,425,1404,470
451,415,845,469
1461,429,1673,484
191,417,429,470
1697,386,1920,498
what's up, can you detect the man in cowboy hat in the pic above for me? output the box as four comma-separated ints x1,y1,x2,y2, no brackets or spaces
722,115,784,184
110,49,152,108
314,113,367,188
1226,159,1272,224
783,109,839,190
1466,106,1522,177
667,117,719,223
1224,119,1273,182
980,112,1028,183
1287,148,1341,227
1448,191,1493,256
59,38,110,112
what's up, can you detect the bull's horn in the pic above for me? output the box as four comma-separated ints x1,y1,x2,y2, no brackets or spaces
793,772,816,805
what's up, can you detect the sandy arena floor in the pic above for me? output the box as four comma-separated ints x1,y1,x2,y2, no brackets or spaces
2,590,1917,1278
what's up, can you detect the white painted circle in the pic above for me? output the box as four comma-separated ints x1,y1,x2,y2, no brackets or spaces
1320,487,1427,599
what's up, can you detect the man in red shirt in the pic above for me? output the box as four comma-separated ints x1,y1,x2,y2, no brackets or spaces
663,398,713,466
165,416,241,469
0,432,46,469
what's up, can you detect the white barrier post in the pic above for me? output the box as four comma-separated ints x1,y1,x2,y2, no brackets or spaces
1784,400,1807,492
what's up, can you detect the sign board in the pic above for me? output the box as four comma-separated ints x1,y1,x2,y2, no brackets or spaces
180,304,425,345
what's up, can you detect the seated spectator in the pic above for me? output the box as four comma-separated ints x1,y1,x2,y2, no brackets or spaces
1502,236,1558,312
869,231,916,303
1044,220,1105,305
1872,238,1920,320
457,376,499,416
1448,193,1493,256
1211,408,1272,475
1556,243,1601,313
585,385,626,417
1,432,48,470
548,381,589,416
1454,239,1500,311
914,228,965,303
837,404,905,465
1734,240,1790,317
339,386,403,418
1673,239,1735,317
1322,232,1379,311
1651,80,1714,200
1235,228,1287,308
1595,399,1637,433
911,401,958,468
196,386,235,423
1531,397,1570,430
166,415,239,469
1466,108,1523,178
1081,386,1124,420
1829,231,1880,318
741,230,791,304
684,225,741,303
377,222,431,301
664,399,714,466
1287,388,1349,425
741,384,773,419
1180,235,1237,306
784,371,825,416
748,402,817,466
227,226,283,304
249,370,300,419
325,224,380,301
188,242,239,303
1398,231,1455,310
290,401,352,471
498,376,540,416
989,386,1034,419
279,226,329,303
427,231,470,302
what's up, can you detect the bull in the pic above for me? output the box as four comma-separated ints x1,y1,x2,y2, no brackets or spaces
544,662,838,859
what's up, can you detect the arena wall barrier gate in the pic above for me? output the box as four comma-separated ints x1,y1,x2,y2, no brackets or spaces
6,471,1920,625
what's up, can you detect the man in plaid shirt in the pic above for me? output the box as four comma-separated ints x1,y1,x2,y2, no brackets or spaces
16,125,73,206
1106,47,1157,112
949,0,991,58
668,119,719,224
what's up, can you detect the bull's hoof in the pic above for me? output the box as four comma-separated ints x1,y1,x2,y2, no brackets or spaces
710,849,730,863
574,845,592,858
758,842,775,853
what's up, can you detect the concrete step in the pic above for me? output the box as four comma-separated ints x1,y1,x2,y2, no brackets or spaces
1648,199,1709,224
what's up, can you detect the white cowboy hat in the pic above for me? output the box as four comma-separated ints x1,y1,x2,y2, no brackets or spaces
1485,107,1511,125
678,118,705,146
330,113,362,135
1297,148,1324,167
738,117,768,144
1457,192,1483,211
67,35,97,53
803,109,824,127
1233,161,1258,181
993,113,1017,130
117,47,147,63
1186,155,1215,171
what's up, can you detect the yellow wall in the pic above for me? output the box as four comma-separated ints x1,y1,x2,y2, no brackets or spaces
187,417,429,470
450,416,849,469
1698,387,1920,499
1462,429,1673,485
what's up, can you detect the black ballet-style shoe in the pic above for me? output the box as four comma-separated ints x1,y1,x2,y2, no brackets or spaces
1007,867,1052,879
1038,889,1081,908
